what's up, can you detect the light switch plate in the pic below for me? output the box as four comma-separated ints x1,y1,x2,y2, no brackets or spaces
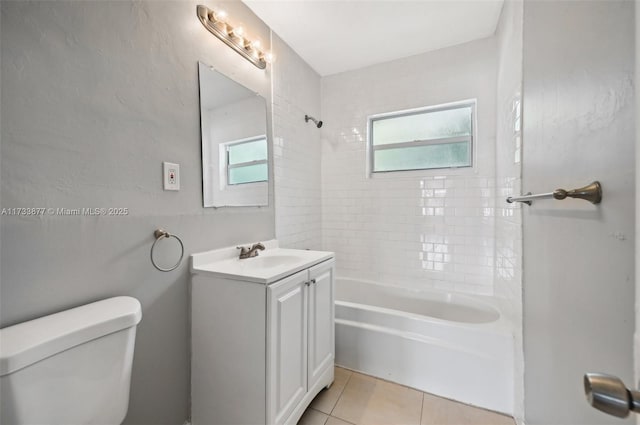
163,162,180,191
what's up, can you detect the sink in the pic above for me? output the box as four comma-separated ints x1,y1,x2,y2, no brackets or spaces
241,255,302,269
190,240,334,284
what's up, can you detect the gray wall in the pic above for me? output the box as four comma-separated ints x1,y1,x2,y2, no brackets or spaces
1,1,275,424
522,1,635,424
637,0,640,396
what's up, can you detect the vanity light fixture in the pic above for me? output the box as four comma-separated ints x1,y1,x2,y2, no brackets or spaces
196,5,271,70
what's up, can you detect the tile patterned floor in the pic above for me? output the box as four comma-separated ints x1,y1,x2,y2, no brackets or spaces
299,367,515,425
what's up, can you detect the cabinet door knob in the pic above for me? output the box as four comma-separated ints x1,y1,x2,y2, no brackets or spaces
310,279,316,284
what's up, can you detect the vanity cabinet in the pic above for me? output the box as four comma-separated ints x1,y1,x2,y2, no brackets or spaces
267,261,335,424
191,253,335,425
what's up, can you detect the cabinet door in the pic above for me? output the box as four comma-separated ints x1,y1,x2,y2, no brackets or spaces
267,270,308,425
307,260,335,389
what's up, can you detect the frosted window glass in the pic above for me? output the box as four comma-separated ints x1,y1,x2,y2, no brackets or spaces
369,103,474,173
229,163,268,185
374,142,470,172
228,138,267,165
372,107,471,146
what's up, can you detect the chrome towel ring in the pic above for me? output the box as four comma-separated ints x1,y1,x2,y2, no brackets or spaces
150,229,184,272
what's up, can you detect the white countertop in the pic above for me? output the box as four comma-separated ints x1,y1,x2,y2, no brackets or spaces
191,240,334,284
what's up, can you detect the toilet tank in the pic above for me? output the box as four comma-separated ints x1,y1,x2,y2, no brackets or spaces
0,296,142,425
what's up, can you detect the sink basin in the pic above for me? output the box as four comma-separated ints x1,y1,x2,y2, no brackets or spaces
241,255,302,269
190,241,334,284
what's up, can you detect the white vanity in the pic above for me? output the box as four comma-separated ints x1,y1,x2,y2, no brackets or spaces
190,240,335,425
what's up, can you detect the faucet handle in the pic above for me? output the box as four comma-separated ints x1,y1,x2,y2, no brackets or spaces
236,246,250,255
251,242,266,251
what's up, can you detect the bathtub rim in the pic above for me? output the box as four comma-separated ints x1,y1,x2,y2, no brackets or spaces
335,276,513,332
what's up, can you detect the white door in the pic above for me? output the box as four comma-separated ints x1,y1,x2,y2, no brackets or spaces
586,1,640,418
521,1,636,423
307,260,335,389
267,269,308,425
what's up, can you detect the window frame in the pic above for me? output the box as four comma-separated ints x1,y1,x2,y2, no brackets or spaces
224,135,268,186
367,99,476,175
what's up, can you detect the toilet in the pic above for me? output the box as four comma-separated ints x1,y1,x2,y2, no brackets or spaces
0,296,142,425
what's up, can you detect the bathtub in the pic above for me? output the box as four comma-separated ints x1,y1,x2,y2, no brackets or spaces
335,278,514,415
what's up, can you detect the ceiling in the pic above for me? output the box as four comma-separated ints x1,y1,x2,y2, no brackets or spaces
243,0,505,76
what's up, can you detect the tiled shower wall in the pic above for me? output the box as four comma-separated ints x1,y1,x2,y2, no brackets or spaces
320,37,499,295
495,0,524,310
494,0,524,422
272,34,322,250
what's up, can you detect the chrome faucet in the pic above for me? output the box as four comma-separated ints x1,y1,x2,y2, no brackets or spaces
237,242,266,259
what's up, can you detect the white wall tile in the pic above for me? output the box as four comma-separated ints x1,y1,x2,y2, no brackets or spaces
272,34,322,250
320,37,499,294
273,19,523,418
494,0,524,421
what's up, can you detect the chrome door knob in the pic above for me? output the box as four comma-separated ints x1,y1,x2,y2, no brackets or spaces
584,373,640,417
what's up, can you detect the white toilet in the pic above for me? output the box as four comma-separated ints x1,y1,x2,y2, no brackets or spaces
0,296,142,425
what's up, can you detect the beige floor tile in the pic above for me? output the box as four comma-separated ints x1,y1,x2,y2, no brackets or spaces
310,367,353,414
421,393,515,425
326,416,355,425
332,372,423,425
298,408,329,425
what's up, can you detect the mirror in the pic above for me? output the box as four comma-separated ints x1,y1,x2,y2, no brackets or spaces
198,62,268,207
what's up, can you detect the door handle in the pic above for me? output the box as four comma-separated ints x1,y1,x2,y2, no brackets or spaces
584,373,640,417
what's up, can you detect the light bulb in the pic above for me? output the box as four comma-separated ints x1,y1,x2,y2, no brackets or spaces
227,25,245,45
262,52,274,64
233,26,244,37
244,38,259,50
209,9,227,23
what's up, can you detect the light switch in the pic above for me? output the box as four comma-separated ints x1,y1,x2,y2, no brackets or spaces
163,162,180,191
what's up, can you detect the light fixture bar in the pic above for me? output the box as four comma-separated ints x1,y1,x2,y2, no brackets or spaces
196,5,267,70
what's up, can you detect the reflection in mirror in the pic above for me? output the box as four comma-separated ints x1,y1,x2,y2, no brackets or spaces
198,62,268,207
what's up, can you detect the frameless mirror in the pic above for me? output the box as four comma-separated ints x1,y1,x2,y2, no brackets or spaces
198,62,268,207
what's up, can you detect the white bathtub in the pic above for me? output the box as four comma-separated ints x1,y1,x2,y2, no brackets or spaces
335,278,514,415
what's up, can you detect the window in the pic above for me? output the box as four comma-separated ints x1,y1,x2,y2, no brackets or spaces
368,101,475,173
226,136,268,185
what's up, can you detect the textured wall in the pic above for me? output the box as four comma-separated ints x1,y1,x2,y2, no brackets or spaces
522,1,635,424
1,1,274,423
272,33,322,250
320,37,499,295
636,0,640,405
